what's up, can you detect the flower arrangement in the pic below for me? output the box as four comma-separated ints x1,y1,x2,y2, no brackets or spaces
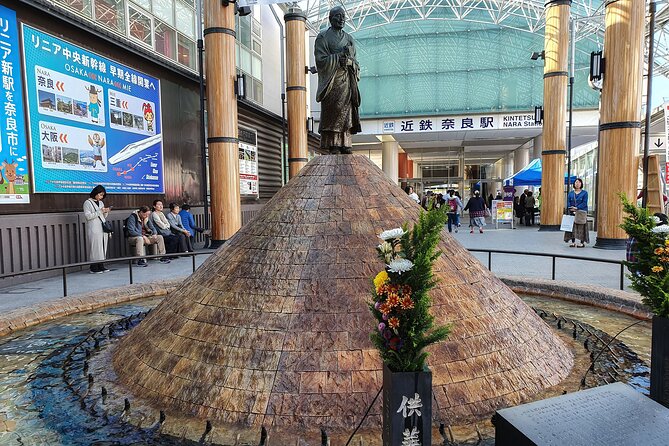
620,195,669,317
370,209,451,372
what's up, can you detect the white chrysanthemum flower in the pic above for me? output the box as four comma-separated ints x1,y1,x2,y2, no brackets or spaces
387,258,414,274
651,225,669,234
653,216,662,224
377,241,393,254
379,228,406,241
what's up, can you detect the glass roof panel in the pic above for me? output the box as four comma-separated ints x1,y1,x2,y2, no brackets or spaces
299,0,667,118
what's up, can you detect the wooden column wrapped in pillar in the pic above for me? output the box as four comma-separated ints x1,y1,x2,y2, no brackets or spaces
595,0,645,249
204,1,241,245
398,152,409,180
285,8,308,179
540,0,570,230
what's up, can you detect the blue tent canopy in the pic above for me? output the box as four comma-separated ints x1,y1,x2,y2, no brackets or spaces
505,158,576,186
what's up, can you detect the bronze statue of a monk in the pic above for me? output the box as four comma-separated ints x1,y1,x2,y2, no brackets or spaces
314,6,361,154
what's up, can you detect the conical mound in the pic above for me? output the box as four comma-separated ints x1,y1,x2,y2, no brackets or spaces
113,155,572,430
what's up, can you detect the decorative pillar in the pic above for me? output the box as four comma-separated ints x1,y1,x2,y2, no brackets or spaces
533,135,543,160
514,147,530,174
285,7,308,179
458,147,466,196
595,0,644,249
382,141,399,184
505,152,515,179
398,152,409,180
540,0,570,230
204,0,241,245
408,159,414,179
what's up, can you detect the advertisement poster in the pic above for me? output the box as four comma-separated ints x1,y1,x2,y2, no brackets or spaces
238,126,258,197
0,6,29,203
495,201,514,229
22,25,163,194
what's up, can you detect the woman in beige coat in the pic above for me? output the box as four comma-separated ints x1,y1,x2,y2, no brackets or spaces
83,185,111,273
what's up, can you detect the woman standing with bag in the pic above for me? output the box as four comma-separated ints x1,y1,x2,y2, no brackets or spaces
564,178,589,247
84,184,111,273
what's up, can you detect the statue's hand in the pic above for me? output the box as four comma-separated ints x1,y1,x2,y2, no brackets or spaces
338,54,347,68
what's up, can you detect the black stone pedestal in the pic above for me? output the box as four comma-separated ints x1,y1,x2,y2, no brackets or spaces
651,315,669,408
382,364,431,446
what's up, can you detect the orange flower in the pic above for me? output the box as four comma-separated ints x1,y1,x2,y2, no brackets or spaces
387,294,400,308
400,296,414,310
379,303,392,315
655,247,665,256
652,266,664,273
388,317,400,329
661,257,669,263
402,285,412,296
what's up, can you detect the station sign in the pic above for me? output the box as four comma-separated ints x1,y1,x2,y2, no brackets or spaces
378,113,540,135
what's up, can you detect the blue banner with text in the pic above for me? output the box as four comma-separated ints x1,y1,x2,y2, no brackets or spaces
23,25,164,194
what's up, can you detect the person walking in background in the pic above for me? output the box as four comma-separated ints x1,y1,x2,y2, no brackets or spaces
524,190,536,226
83,185,110,273
564,178,590,247
421,190,434,210
404,185,420,204
464,190,488,234
454,191,463,228
513,195,522,226
446,190,464,233
518,190,527,225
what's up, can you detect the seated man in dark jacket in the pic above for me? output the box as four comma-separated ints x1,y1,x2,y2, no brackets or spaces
126,206,170,266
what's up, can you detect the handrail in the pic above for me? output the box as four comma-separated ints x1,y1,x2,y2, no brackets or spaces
466,248,627,291
0,248,629,297
0,251,213,297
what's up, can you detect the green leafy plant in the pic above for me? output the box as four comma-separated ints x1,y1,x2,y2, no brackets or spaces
370,209,451,372
620,194,669,317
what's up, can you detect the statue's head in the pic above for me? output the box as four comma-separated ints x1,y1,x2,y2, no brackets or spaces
329,6,346,30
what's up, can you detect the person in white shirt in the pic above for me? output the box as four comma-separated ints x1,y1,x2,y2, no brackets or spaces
405,185,420,204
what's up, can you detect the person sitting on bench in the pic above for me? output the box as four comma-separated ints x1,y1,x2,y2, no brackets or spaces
178,203,210,248
166,203,194,253
151,199,189,254
126,205,170,266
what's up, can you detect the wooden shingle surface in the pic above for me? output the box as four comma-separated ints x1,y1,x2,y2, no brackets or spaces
113,155,573,430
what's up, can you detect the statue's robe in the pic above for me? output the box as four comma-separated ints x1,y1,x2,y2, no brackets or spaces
315,27,361,151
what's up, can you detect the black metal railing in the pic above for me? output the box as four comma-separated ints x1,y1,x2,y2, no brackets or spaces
0,251,213,298
467,248,627,291
0,249,629,300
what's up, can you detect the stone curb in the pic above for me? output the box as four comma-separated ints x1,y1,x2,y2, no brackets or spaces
0,274,652,338
500,275,653,321
0,278,184,338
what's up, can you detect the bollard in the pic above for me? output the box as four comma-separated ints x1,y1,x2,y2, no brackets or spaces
259,426,268,446
199,420,213,444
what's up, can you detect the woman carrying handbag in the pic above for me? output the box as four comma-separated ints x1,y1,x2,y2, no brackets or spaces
84,184,112,273
564,178,589,248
